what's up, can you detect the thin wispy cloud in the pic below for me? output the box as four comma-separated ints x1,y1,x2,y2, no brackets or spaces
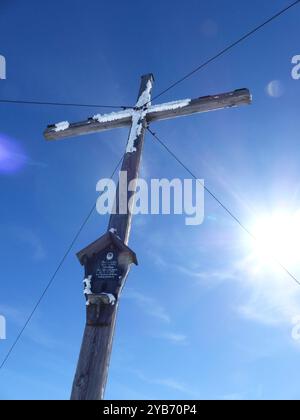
148,246,300,328
3,225,46,262
204,257,300,327
147,250,168,269
133,369,198,398
124,290,171,324
173,264,235,284
0,303,59,349
123,289,187,345
157,332,188,345
220,392,245,401
154,378,194,395
148,248,236,286
16,227,46,262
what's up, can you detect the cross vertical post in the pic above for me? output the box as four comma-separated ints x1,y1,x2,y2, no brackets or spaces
70,74,154,400
108,73,154,244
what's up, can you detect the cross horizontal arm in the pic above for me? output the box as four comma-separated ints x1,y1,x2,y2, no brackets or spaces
44,108,133,141
146,88,251,123
44,88,251,141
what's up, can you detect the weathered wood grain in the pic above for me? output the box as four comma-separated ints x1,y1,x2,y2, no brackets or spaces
147,89,251,123
70,304,118,400
44,89,251,141
70,75,154,401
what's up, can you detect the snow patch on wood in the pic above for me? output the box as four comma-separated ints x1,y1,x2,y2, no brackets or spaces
92,109,133,123
54,121,70,132
148,99,191,113
83,275,93,305
101,293,116,305
125,79,153,153
126,110,146,153
136,79,153,108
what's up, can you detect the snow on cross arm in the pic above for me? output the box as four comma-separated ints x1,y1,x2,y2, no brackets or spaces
54,121,70,132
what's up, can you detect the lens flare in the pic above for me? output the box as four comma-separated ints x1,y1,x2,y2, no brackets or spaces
0,134,27,173
249,210,300,269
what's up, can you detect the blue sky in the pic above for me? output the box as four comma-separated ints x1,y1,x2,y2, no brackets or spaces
0,0,300,400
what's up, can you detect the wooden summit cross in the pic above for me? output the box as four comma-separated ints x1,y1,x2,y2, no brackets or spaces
44,74,251,400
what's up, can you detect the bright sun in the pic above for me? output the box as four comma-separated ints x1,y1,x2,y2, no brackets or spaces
249,210,300,269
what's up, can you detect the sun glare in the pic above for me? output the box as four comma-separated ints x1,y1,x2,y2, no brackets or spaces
249,211,300,269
